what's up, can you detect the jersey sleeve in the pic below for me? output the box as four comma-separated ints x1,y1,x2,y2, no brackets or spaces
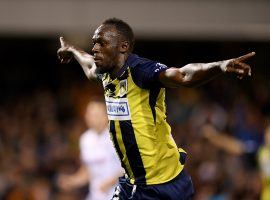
130,60,168,89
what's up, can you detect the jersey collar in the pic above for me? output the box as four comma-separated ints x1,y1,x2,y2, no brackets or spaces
115,54,140,78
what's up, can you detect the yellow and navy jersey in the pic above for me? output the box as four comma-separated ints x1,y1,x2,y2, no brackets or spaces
101,54,185,185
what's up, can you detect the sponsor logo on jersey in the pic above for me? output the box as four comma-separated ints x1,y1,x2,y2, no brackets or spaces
105,97,131,120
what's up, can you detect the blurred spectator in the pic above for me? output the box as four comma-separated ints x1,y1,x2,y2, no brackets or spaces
57,99,123,200
1,76,270,199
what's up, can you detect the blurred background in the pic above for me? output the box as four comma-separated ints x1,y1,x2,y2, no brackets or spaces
1,0,270,199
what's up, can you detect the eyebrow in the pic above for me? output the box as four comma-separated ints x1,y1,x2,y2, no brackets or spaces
92,37,104,43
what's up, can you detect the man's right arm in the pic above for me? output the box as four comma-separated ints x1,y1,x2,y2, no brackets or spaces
57,37,97,80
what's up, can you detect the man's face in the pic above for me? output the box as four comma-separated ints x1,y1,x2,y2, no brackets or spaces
92,25,121,74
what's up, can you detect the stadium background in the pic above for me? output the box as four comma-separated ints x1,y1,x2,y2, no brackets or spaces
1,0,270,199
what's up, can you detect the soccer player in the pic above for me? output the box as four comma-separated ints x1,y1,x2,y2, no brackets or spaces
57,18,255,200
57,99,123,200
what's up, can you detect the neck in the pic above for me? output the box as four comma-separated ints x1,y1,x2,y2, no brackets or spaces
93,125,105,134
110,53,129,79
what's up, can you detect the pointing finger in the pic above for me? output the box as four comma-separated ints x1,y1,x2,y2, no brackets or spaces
60,36,66,47
236,52,256,62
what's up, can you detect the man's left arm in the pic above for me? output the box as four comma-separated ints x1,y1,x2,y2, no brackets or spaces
159,52,255,88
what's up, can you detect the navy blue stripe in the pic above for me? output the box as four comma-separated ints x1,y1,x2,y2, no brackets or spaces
149,87,161,123
119,120,147,184
109,120,130,177
179,152,187,165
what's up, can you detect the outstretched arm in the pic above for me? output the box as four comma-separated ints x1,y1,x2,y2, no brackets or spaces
201,124,245,156
159,52,255,88
57,37,97,80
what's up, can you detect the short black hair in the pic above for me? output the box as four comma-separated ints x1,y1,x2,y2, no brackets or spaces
103,18,135,52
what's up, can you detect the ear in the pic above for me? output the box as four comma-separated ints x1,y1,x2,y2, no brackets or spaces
119,41,129,53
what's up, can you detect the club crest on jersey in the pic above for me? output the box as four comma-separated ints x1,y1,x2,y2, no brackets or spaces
118,80,127,97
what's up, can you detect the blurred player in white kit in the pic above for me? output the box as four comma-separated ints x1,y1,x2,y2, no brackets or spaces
57,99,123,200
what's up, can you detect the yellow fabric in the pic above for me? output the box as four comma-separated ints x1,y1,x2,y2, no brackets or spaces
258,146,270,200
114,120,135,182
102,68,184,185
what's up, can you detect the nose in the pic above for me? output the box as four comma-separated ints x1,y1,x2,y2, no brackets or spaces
92,43,100,54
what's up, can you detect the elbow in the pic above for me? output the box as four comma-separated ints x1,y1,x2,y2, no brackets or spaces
177,65,199,87
166,79,197,88
178,74,198,87
161,67,198,88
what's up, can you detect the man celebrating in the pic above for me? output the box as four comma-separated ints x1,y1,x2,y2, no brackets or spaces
57,18,255,200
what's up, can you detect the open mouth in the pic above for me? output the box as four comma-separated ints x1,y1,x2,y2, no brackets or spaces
94,59,102,65
94,57,102,62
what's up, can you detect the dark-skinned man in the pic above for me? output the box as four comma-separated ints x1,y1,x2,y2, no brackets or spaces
57,18,255,200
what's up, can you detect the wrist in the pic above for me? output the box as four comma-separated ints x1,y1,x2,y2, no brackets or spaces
220,59,232,73
68,45,75,53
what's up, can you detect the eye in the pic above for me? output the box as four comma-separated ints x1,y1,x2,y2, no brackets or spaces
99,41,106,47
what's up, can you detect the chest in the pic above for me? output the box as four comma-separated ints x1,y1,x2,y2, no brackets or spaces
102,70,135,121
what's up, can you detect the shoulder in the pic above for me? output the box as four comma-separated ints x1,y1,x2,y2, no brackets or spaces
128,54,166,71
127,54,168,88
79,129,95,146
